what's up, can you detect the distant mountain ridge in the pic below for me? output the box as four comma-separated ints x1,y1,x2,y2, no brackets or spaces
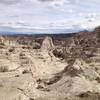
0,28,88,35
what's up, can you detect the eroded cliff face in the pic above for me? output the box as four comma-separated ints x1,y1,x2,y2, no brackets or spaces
0,27,100,100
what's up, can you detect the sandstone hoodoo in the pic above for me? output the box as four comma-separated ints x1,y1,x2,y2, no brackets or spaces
0,36,4,45
41,36,54,52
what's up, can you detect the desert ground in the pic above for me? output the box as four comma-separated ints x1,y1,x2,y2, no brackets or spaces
0,26,100,100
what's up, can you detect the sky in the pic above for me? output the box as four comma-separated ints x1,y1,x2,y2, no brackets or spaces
0,0,100,33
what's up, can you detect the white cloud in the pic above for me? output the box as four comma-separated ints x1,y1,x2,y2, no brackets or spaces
0,0,100,33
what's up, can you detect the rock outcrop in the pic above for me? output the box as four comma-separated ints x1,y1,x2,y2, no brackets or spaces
0,36,4,44
41,36,54,52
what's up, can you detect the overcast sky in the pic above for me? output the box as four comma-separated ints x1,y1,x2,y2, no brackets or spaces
0,0,100,33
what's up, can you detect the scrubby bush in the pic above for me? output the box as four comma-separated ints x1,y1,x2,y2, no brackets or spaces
0,66,8,72
22,69,30,74
0,42,5,45
8,47,15,52
53,48,65,59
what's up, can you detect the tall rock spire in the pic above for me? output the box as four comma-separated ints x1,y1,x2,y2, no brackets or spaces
41,36,54,52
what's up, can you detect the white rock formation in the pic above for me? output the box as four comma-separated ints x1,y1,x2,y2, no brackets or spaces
41,36,54,52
